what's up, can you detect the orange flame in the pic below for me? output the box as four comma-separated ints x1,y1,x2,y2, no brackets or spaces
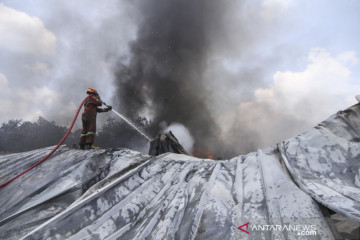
192,147,215,160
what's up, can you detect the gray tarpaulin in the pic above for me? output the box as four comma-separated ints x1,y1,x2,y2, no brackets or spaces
0,104,360,239
279,105,360,224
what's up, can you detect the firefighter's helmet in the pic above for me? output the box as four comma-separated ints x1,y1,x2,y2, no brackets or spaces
87,88,98,95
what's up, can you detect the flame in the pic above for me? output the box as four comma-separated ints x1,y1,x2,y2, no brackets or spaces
192,147,215,160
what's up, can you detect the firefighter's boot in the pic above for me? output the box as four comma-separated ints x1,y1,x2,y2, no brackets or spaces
86,144,100,150
78,144,86,150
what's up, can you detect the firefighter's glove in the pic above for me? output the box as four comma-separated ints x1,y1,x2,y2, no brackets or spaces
106,106,112,112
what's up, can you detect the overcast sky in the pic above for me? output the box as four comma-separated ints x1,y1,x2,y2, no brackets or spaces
1,0,359,156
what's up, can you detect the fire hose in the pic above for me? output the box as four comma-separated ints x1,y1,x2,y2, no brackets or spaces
0,96,90,188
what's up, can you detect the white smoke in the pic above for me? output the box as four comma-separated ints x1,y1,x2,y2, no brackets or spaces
162,122,195,153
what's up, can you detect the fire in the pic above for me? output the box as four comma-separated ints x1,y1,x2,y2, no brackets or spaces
192,147,215,160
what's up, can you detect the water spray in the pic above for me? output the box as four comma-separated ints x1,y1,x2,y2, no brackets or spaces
103,102,152,142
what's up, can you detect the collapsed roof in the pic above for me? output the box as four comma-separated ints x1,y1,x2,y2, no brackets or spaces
149,131,192,156
0,104,360,239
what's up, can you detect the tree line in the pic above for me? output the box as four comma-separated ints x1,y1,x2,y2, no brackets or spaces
0,116,150,153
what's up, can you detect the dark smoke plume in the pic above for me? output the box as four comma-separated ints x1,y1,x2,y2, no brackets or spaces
114,0,229,156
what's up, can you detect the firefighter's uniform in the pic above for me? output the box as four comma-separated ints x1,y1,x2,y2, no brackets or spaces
79,88,111,149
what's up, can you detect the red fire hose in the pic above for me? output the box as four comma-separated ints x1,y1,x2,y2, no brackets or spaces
0,96,90,188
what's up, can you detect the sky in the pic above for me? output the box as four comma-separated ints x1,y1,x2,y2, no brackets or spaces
0,0,359,157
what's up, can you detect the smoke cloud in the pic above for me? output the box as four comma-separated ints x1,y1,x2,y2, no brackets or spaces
2,1,359,158
162,122,195,153
112,0,359,158
114,0,229,155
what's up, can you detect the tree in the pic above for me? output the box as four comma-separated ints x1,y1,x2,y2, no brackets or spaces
0,117,67,153
0,119,22,152
0,115,152,153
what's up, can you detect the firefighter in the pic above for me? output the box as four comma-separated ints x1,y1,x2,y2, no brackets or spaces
78,88,112,150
